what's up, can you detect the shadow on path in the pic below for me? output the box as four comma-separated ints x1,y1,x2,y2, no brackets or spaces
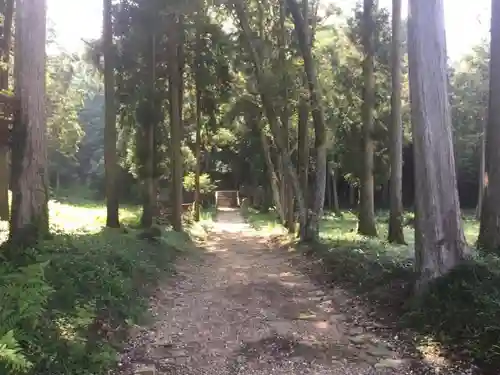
117,210,441,375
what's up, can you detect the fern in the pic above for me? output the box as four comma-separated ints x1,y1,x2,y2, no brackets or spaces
0,330,32,373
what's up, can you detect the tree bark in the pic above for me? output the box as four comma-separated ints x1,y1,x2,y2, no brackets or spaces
140,34,157,228
0,0,14,221
407,0,469,290
388,0,406,244
103,0,120,228
297,99,309,215
476,115,486,220
168,13,183,232
193,21,202,222
478,0,500,251
358,0,378,237
288,0,327,241
331,167,341,216
278,0,295,232
9,0,49,245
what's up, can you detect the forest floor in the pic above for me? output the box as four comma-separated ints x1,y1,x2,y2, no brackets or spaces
118,208,476,375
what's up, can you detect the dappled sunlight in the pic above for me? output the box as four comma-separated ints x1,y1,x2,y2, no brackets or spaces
49,200,140,233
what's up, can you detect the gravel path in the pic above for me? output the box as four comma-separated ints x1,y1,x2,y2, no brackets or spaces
118,209,446,375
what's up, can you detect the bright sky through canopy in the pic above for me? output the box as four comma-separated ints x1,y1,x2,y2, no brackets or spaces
47,0,490,61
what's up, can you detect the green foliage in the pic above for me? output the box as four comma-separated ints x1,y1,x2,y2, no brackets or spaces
183,172,216,194
0,200,182,375
406,256,500,370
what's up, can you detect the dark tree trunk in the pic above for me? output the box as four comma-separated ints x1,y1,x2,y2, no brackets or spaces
478,0,500,251
0,0,13,221
358,0,378,237
476,115,486,220
331,167,341,216
103,0,120,228
9,0,49,246
408,0,469,290
388,0,406,244
194,21,202,222
168,14,184,232
140,34,157,228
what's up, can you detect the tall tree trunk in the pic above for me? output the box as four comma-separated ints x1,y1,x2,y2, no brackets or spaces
358,0,378,236
168,13,183,232
297,99,309,215
279,0,295,232
478,0,500,251
232,0,308,235
388,0,405,244
288,0,327,241
476,114,486,220
9,0,49,246
103,0,120,228
0,0,13,221
408,0,469,290
140,34,157,228
193,22,202,222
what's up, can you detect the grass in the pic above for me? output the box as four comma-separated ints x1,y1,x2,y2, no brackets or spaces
0,197,193,375
244,207,500,373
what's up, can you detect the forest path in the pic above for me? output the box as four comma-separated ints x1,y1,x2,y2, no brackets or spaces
121,209,413,375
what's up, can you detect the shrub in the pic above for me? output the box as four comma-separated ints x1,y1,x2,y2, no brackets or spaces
0,226,180,375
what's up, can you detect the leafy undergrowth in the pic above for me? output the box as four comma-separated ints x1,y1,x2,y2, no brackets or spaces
0,200,194,375
245,208,500,373
241,207,287,235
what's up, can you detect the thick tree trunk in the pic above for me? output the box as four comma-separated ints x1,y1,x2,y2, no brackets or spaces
232,0,308,235
288,0,327,241
168,14,183,232
358,0,378,237
0,0,13,221
9,0,49,245
407,0,469,290
388,0,405,244
103,0,120,228
478,0,500,251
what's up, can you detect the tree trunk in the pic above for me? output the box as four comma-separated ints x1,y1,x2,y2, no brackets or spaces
9,0,49,246
168,13,183,232
103,0,120,228
140,34,157,229
297,98,309,218
358,0,378,237
476,114,486,220
407,0,469,290
478,0,500,251
254,116,283,220
331,168,341,216
388,0,405,244
279,0,295,233
288,0,327,241
232,0,308,236
0,0,13,221
193,22,202,222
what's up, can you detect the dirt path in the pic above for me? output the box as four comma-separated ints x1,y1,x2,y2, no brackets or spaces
120,209,414,375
